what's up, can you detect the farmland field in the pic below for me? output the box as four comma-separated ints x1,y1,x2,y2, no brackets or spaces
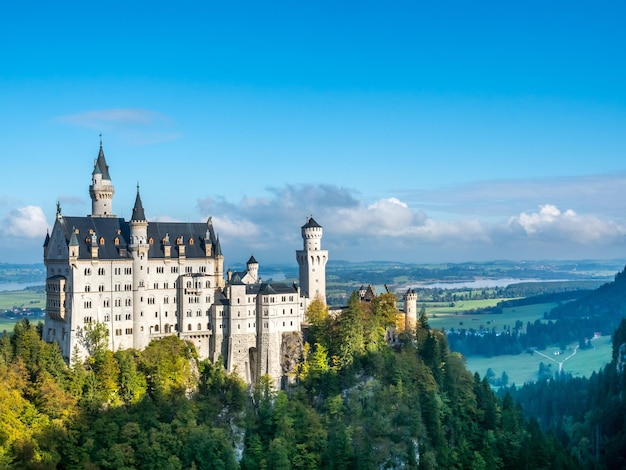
427,301,557,331
465,335,612,386
0,290,45,310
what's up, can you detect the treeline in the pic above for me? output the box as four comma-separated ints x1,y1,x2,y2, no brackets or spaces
0,294,579,469
501,318,626,469
447,317,598,357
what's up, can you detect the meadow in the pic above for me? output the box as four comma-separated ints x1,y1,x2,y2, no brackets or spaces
465,335,612,386
426,300,557,331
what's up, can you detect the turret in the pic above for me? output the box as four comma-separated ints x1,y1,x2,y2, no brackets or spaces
89,137,115,217
246,255,259,283
296,217,328,305
129,186,150,350
403,288,418,331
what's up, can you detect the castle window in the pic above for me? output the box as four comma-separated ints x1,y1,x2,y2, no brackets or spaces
84,268,91,275
98,284,105,292
104,315,110,322
176,237,182,245
125,298,131,306
85,285,91,292
149,237,154,245
197,310,201,317
125,268,132,275
126,313,132,320
187,310,192,318
115,329,122,336
171,266,178,273
103,299,110,307
154,325,159,332
205,280,210,288
189,237,194,245
197,323,201,330
186,266,192,273
114,237,120,246
98,268,105,275
99,237,105,245
125,328,133,335
164,296,169,304
186,281,192,288
188,324,192,331
115,298,121,307
154,283,158,289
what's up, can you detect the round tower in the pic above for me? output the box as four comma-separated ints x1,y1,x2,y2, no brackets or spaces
246,255,259,283
296,217,328,304
129,186,150,350
403,288,418,331
89,137,115,217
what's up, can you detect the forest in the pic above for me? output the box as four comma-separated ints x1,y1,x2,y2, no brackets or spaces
0,292,580,469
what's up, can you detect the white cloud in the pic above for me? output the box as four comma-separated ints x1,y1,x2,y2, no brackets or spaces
506,204,626,244
193,183,626,263
1,206,49,239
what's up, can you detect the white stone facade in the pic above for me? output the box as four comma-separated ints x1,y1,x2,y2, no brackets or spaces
43,143,326,386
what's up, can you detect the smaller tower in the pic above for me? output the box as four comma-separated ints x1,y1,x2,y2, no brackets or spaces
403,288,418,331
246,255,259,283
129,186,150,350
296,217,328,304
89,136,115,217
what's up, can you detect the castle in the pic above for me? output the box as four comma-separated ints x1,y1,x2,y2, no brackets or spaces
42,141,328,385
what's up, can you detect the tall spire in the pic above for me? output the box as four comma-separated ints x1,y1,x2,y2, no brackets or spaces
131,184,146,221
93,135,111,180
89,136,115,217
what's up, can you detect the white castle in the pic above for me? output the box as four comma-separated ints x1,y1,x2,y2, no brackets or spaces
42,141,328,385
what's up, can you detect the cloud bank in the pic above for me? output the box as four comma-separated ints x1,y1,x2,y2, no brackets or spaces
197,181,626,263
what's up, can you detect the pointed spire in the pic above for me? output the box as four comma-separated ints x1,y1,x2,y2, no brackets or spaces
69,228,79,246
214,236,223,256
43,230,50,247
92,135,111,180
131,184,146,221
247,255,258,265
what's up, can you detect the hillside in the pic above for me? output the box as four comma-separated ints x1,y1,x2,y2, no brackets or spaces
0,294,580,469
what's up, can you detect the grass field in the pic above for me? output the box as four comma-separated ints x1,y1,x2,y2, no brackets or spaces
0,289,45,333
427,301,557,331
0,290,45,310
465,335,612,386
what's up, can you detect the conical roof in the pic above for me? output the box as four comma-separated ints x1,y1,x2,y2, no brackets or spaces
93,142,111,180
131,187,146,221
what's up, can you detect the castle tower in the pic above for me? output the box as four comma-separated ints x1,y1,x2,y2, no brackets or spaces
89,138,115,217
403,288,418,331
246,255,259,283
129,186,150,350
296,217,328,304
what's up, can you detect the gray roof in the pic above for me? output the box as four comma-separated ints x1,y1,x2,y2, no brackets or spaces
53,216,219,260
302,217,322,229
131,189,146,221
93,144,111,180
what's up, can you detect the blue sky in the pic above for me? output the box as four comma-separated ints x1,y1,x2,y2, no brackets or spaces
1,1,626,265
